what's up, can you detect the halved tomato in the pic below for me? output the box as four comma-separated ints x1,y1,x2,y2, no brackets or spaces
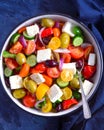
24,40,36,55
47,67,60,78
9,41,23,54
68,45,84,59
61,53,71,63
4,58,18,70
84,45,94,60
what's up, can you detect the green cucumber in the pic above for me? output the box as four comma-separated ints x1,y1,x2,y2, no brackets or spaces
23,31,34,40
3,51,16,58
73,35,83,46
4,67,13,77
26,54,37,67
11,33,20,43
56,77,69,88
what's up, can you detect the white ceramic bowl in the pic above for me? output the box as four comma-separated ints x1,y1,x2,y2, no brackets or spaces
0,14,103,117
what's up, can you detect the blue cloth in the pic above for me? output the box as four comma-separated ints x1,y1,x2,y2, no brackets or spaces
0,0,104,130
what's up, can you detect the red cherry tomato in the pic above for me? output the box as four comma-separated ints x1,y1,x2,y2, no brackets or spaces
61,53,71,63
22,95,36,108
30,63,46,74
4,58,18,70
41,27,53,38
24,40,36,55
68,45,84,59
9,41,23,54
47,67,60,78
82,65,96,79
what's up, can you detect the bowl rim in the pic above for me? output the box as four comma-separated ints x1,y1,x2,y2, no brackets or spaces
0,13,103,117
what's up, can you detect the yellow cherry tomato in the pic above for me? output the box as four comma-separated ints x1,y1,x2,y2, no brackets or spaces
61,87,72,100
36,83,49,100
48,37,61,50
60,69,74,82
42,99,52,113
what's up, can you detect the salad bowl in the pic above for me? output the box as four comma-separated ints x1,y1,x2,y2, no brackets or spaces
0,14,103,117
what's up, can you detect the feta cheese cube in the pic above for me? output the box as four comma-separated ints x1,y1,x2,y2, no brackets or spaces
62,62,76,74
47,84,63,103
37,48,51,63
30,73,45,85
26,24,39,36
88,53,96,66
79,80,94,96
9,75,23,89
62,22,75,37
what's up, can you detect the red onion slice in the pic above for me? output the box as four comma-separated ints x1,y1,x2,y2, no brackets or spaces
54,21,60,28
39,27,46,45
54,48,70,53
81,43,92,48
19,35,27,48
35,98,45,109
59,58,64,71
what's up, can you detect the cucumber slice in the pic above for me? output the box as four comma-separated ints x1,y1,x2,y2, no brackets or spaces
73,36,83,46
26,55,37,67
11,33,20,43
4,67,13,77
56,77,69,88
23,31,34,40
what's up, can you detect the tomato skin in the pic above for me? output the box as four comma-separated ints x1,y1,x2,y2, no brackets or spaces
19,63,30,77
4,58,18,70
53,28,61,37
47,67,60,78
9,41,23,54
30,63,46,74
24,40,36,55
84,45,94,60
68,45,84,59
82,65,96,79
41,27,53,38
22,95,36,108
61,53,71,63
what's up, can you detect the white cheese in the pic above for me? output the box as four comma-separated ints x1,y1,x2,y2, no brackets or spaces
37,48,51,63
47,84,63,103
88,53,96,66
79,80,94,96
62,62,76,74
9,75,23,90
62,22,75,37
26,24,39,36
30,73,45,85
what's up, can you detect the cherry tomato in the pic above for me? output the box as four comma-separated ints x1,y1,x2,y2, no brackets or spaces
47,67,60,78
22,95,36,108
61,53,71,63
53,28,61,37
68,45,84,59
30,63,46,74
24,40,36,55
84,45,94,60
41,27,53,38
82,65,96,79
9,41,23,54
4,58,18,70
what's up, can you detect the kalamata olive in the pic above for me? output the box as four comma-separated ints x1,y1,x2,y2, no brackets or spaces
42,35,53,45
5,77,10,87
76,59,83,70
56,103,62,112
45,60,58,67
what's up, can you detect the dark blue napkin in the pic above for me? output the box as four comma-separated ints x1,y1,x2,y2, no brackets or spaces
0,0,104,130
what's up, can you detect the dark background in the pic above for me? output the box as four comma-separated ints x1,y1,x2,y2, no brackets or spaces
0,0,104,130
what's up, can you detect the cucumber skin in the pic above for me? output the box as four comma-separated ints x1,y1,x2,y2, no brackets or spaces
56,77,69,88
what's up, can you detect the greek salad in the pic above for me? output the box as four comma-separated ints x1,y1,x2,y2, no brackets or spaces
2,17,96,113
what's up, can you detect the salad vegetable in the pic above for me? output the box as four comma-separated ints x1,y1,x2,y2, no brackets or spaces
2,17,97,113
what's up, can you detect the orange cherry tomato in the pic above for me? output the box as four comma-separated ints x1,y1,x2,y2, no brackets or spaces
53,28,61,37
18,26,26,34
19,63,30,77
61,53,71,63
22,95,36,108
42,74,53,86
84,45,94,60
